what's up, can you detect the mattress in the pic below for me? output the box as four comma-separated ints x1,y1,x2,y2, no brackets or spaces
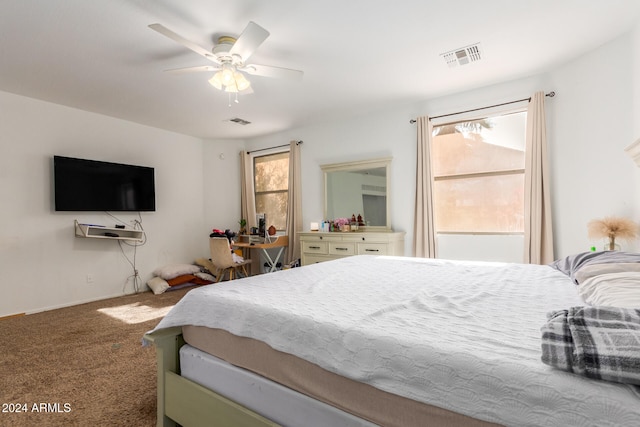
183,325,495,427
179,344,377,427
150,255,640,426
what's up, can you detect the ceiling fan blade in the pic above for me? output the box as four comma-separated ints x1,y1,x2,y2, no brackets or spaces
229,21,269,62
164,65,220,75
242,64,304,81
149,23,220,64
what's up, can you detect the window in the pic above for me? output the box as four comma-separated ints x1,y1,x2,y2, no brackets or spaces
254,151,289,231
432,111,527,234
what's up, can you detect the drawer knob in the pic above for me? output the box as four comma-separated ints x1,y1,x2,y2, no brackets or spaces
309,246,321,249
336,247,348,251
365,249,380,252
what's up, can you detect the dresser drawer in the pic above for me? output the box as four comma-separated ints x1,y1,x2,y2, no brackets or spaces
302,254,332,265
357,243,388,255
302,241,328,254
329,242,355,256
299,231,405,266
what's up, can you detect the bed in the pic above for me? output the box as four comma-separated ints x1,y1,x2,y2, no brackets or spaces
144,254,640,427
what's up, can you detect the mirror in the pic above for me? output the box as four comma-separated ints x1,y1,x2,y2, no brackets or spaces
322,157,391,230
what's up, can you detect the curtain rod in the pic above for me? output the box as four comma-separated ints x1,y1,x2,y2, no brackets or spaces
245,140,303,155
409,91,555,124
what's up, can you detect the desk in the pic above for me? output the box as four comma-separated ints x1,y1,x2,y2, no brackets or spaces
234,235,288,274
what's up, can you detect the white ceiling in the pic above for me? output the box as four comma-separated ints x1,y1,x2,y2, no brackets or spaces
1,0,639,140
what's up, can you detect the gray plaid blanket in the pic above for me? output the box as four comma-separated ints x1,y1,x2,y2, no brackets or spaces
541,306,640,385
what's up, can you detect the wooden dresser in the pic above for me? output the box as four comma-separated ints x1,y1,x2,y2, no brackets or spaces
299,231,405,265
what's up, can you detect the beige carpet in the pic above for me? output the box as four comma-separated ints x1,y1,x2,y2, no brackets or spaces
0,286,197,427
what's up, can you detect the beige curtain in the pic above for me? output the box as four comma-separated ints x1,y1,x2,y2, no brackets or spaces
413,116,437,258
524,91,554,264
286,141,302,264
240,151,257,230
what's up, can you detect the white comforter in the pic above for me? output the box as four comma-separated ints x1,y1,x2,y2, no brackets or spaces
149,255,640,427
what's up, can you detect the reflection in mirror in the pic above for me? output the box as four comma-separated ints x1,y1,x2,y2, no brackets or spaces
322,158,391,230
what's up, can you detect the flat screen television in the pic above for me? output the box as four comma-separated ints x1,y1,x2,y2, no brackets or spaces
54,156,155,212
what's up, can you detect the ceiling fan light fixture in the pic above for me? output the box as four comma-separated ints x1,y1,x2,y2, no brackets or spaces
209,64,251,93
209,69,251,94
234,72,251,91
220,63,236,85
208,72,223,89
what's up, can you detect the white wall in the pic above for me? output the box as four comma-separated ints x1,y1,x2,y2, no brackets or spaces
437,235,524,263
245,28,640,261
0,91,208,317
547,32,638,256
630,22,640,218
245,104,419,256
202,139,244,232
4,25,640,317
427,30,640,259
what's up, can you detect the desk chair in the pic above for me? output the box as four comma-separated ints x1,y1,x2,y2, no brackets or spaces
209,237,251,282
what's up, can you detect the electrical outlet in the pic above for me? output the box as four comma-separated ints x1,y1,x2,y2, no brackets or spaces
86,274,94,284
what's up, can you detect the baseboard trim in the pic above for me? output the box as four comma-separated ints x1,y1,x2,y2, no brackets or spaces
26,291,146,315
2,291,146,318
0,312,26,321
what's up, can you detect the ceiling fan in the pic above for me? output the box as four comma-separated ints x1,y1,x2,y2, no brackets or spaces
149,21,303,96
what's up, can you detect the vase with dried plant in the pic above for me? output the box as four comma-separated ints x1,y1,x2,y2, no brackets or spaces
587,216,639,251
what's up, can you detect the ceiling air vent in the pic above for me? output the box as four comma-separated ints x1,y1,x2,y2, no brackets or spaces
441,43,482,68
228,117,251,126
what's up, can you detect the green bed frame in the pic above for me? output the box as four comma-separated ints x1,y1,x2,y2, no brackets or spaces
143,327,280,427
